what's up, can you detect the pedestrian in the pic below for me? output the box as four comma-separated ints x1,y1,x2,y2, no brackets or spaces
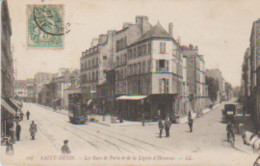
29,121,37,140
158,119,164,138
188,118,193,132
16,122,21,141
141,113,145,126
188,110,192,121
9,126,16,144
26,110,30,120
226,121,235,142
164,118,171,137
6,138,14,155
61,140,71,154
20,111,24,121
231,117,239,133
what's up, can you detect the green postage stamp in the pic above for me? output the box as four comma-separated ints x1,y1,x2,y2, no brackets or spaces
27,5,64,48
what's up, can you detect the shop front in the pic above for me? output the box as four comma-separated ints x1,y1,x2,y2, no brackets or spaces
116,95,147,121
1,98,19,137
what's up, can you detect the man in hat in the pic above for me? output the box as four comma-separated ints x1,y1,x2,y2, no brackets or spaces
16,122,21,141
61,140,71,154
29,121,37,140
26,110,30,120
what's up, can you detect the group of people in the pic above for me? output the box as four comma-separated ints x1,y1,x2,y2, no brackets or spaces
157,111,194,138
6,110,38,155
158,118,171,138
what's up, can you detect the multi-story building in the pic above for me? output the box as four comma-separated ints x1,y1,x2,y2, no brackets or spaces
122,21,183,120
206,68,225,103
53,68,80,109
33,72,51,103
182,45,208,114
81,16,184,121
182,54,192,114
80,30,116,110
1,0,20,137
14,79,34,102
114,16,151,95
241,48,251,113
248,19,260,130
15,80,27,100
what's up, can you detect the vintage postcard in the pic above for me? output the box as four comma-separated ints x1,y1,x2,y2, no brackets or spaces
1,0,260,166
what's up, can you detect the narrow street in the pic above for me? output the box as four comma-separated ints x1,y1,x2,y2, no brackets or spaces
1,102,258,166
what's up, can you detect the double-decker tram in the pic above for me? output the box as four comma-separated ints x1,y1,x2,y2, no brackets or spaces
68,93,86,124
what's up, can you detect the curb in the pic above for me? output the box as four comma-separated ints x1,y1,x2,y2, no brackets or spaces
93,121,158,127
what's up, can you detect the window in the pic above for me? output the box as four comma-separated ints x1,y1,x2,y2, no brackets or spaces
124,68,127,78
159,78,169,93
128,49,132,59
116,56,119,66
160,42,166,53
116,71,118,80
143,44,147,55
156,60,169,72
138,46,141,56
96,71,98,80
124,54,127,64
103,56,107,60
147,60,150,72
148,42,151,55
134,48,137,57
123,37,127,48
93,72,95,80
143,61,146,73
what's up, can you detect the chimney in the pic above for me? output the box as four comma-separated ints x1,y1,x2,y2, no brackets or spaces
91,38,99,47
169,23,173,37
123,22,133,29
136,16,149,35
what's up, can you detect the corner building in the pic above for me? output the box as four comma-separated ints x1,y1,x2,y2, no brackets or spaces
116,19,183,121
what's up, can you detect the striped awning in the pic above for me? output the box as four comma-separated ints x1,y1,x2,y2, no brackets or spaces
1,98,16,115
116,95,147,100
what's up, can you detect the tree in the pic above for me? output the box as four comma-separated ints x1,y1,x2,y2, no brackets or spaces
206,76,219,103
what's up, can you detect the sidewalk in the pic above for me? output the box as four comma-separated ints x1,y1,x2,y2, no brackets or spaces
89,115,158,127
35,102,226,127
179,102,226,124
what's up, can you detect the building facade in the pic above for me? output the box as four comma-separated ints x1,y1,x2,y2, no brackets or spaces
1,0,20,137
245,18,260,131
33,72,52,103
206,69,226,103
81,30,116,111
182,45,208,114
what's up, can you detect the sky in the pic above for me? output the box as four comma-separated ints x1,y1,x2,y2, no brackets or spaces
7,0,260,87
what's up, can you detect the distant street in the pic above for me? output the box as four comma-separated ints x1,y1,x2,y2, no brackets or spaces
1,102,258,166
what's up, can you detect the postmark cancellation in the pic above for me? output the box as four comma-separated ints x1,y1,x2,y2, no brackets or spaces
27,4,64,49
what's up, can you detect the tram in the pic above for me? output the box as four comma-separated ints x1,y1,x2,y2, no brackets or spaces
68,93,86,124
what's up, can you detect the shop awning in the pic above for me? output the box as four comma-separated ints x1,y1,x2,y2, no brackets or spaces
9,98,20,110
1,98,16,115
116,95,147,100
